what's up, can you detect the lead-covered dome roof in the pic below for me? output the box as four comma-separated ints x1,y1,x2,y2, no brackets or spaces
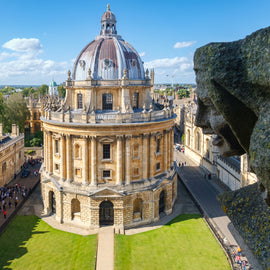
73,5,145,81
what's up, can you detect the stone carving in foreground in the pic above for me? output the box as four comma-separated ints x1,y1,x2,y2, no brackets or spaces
194,27,270,269
194,26,270,204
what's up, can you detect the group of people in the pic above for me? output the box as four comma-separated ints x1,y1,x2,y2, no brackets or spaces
232,247,248,270
0,183,29,220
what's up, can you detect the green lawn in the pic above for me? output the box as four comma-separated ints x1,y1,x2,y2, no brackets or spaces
115,214,231,270
0,215,97,270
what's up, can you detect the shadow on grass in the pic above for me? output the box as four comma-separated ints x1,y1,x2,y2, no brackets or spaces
0,215,48,270
164,213,201,226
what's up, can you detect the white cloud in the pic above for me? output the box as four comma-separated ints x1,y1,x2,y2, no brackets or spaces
173,41,196,49
0,38,71,84
139,52,146,57
3,38,42,52
144,56,195,83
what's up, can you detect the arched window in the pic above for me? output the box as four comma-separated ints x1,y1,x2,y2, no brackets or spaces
156,138,161,153
196,131,201,151
74,144,81,159
102,93,113,110
77,94,83,109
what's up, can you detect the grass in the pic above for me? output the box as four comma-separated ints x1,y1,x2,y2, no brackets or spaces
0,215,97,270
115,214,231,270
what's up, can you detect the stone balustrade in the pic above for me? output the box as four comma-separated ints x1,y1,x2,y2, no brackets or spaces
42,108,175,124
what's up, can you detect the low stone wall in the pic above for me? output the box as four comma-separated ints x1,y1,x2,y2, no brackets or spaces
24,147,43,158
218,183,270,270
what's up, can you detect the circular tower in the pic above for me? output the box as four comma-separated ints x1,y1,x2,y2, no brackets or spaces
41,5,177,230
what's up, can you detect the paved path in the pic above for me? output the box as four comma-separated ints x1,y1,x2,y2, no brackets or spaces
175,149,263,270
96,226,114,270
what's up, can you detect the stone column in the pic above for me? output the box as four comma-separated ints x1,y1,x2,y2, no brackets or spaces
60,134,66,181
116,135,123,185
125,135,131,185
66,134,72,182
142,133,149,180
48,131,53,174
167,129,171,170
163,130,167,172
149,133,155,178
170,129,174,168
44,131,47,170
83,136,89,185
90,136,97,185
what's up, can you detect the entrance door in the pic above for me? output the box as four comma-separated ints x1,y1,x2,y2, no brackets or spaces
159,190,165,214
99,201,114,226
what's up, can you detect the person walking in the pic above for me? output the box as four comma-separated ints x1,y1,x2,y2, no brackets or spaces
3,210,7,219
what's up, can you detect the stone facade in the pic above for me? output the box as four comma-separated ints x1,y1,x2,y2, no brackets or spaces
0,124,24,186
181,102,257,190
41,6,177,231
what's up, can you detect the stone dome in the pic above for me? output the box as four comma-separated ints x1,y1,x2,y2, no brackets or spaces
73,5,145,81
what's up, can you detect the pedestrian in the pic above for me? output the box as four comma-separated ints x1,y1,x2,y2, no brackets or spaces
8,201,11,208
184,161,186,166
242,260,246,270
237,247,242,256
3,210,7,219
232,250,236,262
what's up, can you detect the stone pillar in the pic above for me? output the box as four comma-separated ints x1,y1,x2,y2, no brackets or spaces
142,133,149,180
60,134,66,181
170,129,174,168
48,132,53,174
90,136,97,185
163,130,167,172
116,135,123,185
83,136,89,185
167,129,171,170
66,134,72,182
44,131,47,170
125,135,131,185
149,133,155,178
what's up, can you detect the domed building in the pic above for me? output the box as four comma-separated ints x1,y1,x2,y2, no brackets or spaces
41,5,177,231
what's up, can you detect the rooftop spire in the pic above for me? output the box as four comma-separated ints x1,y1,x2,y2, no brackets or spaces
107,4,110,10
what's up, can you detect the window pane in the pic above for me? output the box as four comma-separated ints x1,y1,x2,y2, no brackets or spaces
102,94,113,110
103,170,111,177
103,144,110,159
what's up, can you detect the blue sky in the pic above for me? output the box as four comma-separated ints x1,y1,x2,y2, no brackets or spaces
0,0,269,85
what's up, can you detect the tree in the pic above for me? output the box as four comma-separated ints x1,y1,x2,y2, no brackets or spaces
58,85,66,98
181,134,185,144
0,93,4,123
38,84,48,96
2,93,30,133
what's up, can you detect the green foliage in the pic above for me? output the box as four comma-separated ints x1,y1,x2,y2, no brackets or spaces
115,214,230,270
2,93,30,133
25,131,43,147
26,150,34,154
38,84,48,96
0,86,15,95
181,134,185,144
0,215,97,270
58,85,66,98
22,87,35,97
177,88,190,99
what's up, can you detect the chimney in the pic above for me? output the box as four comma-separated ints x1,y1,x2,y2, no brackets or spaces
0,123,3,136
12,124,17,137
17,125,20,136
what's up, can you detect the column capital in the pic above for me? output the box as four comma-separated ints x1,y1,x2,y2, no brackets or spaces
125,134,132,140
89,135,97,141
116,135,124,140
142,133,149,138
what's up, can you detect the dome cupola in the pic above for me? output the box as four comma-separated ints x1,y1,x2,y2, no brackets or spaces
100,4,117,36
72,5,145,81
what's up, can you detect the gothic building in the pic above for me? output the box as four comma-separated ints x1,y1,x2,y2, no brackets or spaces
41,6,177,231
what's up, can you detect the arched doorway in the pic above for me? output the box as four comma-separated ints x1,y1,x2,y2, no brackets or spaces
49,191,56,214
159,190,165,214
99,200,114,226
133,198,143,221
